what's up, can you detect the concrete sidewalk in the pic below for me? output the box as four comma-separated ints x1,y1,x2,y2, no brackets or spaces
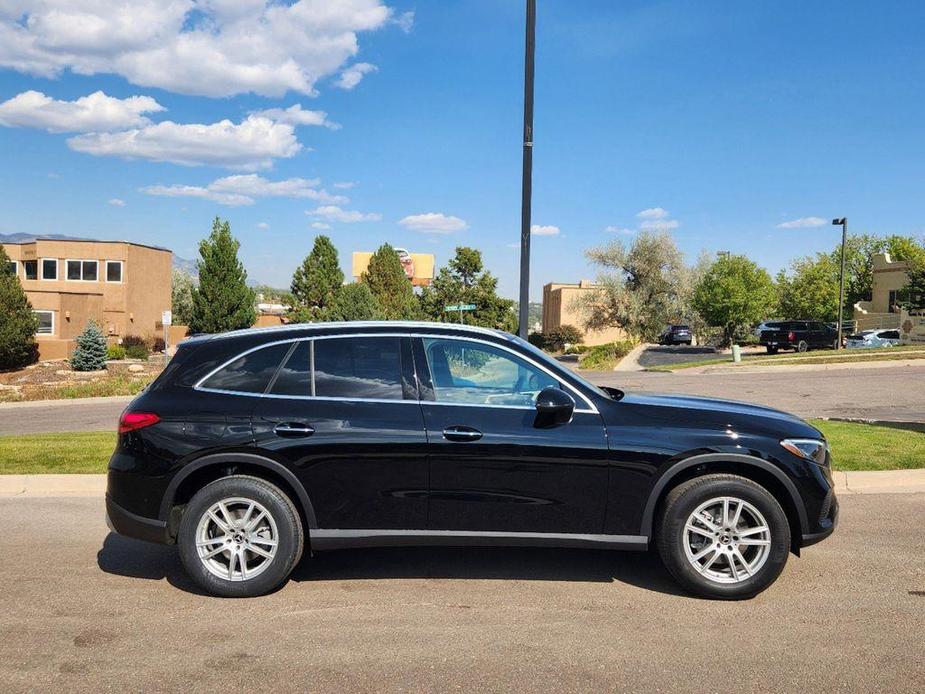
3,470,924,498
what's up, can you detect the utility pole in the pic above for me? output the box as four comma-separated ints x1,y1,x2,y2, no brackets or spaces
832,218,848,350
517,0,536,339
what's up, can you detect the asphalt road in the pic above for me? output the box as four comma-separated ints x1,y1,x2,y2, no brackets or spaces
1,362,923,436
1,494,923,692
636,344,719,368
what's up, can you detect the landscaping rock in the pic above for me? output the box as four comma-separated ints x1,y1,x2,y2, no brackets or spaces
127,364,145,373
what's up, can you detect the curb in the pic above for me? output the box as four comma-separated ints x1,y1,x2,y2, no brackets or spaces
2,470,925,498
694,358,925,375
613,343,651,372
0,395,134,410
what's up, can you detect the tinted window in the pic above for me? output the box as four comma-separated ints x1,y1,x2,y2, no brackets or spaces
82,260,98,281
4,261,14,275
24,260,38,280
270,341,311,396
106,261,122,282
882,331,900,340
42,259,57,279
201,343,290,393
314,337,403,400
423,337,558,407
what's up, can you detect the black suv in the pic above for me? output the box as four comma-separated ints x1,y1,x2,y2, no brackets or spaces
658,324,693,346
107,322,837,599
759,321,838,354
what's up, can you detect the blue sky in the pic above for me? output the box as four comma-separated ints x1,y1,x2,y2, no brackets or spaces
2,1,924,299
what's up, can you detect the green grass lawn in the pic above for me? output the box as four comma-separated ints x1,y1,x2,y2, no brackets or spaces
0,420,922,474
647,346,925,371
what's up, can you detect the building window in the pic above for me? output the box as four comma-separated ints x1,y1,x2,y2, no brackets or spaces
105,260,123,283
4,260,15,276
66,259,99,281
34,310,54,336
23,260,38,280
41,258,58,280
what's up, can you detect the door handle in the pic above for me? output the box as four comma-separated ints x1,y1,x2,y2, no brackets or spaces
443,426,482,442
273,423,314,437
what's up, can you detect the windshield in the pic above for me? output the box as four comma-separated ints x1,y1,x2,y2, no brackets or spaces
510,334,614,400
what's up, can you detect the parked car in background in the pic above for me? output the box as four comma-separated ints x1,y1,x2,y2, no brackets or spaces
845,329,902,349
658,324,693,346
106,322,837,600
759,321,838,354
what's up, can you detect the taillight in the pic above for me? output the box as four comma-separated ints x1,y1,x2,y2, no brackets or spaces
788,331,796,341
119,411,160,434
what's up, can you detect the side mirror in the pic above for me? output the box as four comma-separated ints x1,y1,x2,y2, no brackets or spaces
534,386,575,427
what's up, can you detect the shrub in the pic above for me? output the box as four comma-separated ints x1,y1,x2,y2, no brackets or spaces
563,344,590,355
545,324,584,351
122,335,150,360
579,340,636,370
527,332,548,350
71,321,108,371
106,344,126,361
152,337,166,353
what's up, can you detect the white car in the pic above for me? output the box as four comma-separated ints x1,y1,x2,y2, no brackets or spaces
845,329,902,349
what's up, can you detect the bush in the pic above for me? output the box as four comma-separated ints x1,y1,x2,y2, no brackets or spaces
106,345,126,360
579,340,636,370
152,337,166,353
563,344,590,355
545,324,584,351
71,321,108,371
122,335,150,360
527,332,548,350
0,245,39,370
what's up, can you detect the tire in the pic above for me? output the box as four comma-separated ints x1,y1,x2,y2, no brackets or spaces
766,346,778,354
178,475,304,598
797,340,809,353
655,474,790,600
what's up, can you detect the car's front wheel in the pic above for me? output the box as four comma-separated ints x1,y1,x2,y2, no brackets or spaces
655,474,790,599
178,475,304,598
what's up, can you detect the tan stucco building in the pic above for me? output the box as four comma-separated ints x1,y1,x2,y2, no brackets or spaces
542,280,626,346
3,238,172,360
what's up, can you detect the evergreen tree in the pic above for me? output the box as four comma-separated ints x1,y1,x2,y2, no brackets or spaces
189,217,256,333
324,282,384,321
289,235,343,323
0,245,38,369
70,321,108,371
361,244,420,320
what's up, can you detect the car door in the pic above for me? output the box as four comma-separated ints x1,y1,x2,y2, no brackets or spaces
251,335,429,530
413,335,609,535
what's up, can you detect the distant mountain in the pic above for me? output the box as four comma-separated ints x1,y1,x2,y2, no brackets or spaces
0,232,197,277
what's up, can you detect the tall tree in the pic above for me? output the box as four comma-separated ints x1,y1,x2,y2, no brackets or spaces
189,217,256,334
361,244,419,320
289,235,343,322
420,246,517,331
0,245,38,369
837,234,925,307
579,231,690,341
171,268,195,325
776,253,840,321
692,255,777,345
324,282,384,321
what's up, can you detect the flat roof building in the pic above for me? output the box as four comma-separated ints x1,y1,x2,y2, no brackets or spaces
542,280,626,346
3,238,172,360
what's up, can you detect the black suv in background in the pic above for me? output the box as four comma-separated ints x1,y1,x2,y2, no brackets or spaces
759,321,838,354
107,322,837,599
658,324,693,346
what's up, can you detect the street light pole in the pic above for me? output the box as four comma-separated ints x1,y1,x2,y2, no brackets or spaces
517,0,536,339
832,217,848,350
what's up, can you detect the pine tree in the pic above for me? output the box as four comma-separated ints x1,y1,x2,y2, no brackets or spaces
0,245,39,369
70,321,108,371
324,282,383,321
361,244,420,320
189,217,256,333
289,235,343,322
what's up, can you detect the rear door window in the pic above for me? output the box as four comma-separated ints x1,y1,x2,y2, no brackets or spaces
313,337,404,400
200,343,290,394
269,341,311,396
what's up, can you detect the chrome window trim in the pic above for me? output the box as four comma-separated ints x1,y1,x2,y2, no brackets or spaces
192,331,599,414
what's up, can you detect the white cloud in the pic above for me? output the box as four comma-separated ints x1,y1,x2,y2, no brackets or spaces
334,62,378,90
398,212,468,234
250,104,339,130
108,198,126,207
0,90,164,132
0,1,403,98
311,221,332,230
605,225,634,235
393,11,414,33
639,219,680,231
637,207,670,220
257,222,269,230
506,242,520,249
777,216,827,229
307,205,381,223
333,181,356,189
531,224,560,236
69,115,300,170
141,174,347,206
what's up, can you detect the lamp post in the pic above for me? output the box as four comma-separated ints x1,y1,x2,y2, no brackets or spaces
517,0,536,339
832,217,848,350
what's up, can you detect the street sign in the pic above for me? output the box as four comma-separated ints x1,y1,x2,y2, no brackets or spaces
444,304,476,312
161,310,172,326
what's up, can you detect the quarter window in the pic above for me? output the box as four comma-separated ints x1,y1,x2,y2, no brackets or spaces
313,337,404,400
269,341,311,396
201,343,290,394
42,259,57,280
66,260,98,281
422,337,558,407
34,310,54,335
23,260,38,280
106,261,123,283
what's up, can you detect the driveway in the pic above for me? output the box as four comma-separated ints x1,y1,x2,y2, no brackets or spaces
636,344,717,368
1,494,922,691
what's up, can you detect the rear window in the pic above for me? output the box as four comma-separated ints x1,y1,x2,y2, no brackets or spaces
764,322,784,330
673,325,690,331
201,343,290,394
313,337,404,400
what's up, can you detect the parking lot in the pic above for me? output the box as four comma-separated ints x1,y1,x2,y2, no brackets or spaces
1,494,923,692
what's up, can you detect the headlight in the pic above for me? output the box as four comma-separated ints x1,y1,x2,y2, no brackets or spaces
780,438,828,465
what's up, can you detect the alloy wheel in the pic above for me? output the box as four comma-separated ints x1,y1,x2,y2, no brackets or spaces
195,497,279,582
683,496,771,584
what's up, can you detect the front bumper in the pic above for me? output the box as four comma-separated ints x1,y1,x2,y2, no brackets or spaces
800,492,839,547
106,494,170,544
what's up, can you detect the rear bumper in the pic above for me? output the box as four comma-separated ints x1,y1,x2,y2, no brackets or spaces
106,494,170,544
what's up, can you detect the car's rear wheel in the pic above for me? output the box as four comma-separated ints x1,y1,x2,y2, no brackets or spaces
797,340,809,353
655,474,790,599
178,475,304,598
